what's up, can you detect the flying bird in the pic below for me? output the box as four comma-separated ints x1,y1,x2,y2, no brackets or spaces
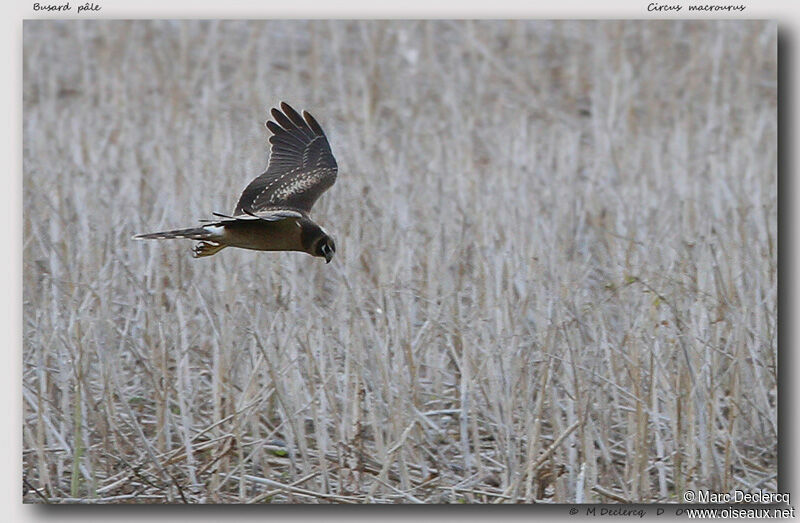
134,102,338,263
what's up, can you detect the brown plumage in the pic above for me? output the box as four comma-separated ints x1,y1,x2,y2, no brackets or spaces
134,102,338,262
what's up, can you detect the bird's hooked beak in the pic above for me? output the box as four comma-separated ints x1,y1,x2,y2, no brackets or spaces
321,243,334,264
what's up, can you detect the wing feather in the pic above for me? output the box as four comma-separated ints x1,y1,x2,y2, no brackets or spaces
271,109,297,133
234,102,337,215
203,208,304,225
303,111,325,136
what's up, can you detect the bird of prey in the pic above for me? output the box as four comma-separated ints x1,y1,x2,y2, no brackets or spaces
134,102,338,263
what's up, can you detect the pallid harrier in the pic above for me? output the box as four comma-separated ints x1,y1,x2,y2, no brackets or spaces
134,102,337,263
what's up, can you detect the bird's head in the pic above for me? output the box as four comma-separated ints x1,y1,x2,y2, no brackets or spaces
301,220,336,263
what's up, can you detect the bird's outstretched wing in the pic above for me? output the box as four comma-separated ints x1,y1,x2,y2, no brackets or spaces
234,102,337,215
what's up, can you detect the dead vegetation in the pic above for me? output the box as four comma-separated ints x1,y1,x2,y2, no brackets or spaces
22,20,776,503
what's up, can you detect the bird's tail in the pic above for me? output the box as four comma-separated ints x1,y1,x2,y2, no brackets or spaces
133,226,226,258
133,227,216,241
